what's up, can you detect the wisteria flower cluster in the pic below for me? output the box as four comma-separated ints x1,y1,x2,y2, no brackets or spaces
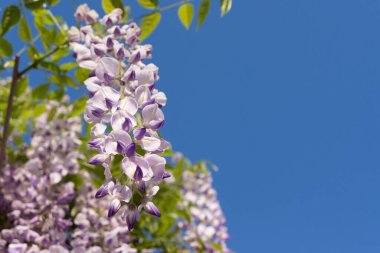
69,4,169,230
178,162,231,252
0,100,82,253
70,172,137,253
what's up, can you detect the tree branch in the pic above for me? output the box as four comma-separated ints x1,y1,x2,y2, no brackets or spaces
18,41,68,78
0,56,20,167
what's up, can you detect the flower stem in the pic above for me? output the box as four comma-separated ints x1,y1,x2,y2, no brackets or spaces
0,56,20,167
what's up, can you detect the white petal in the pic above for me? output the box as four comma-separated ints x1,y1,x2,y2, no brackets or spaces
140,136,161,152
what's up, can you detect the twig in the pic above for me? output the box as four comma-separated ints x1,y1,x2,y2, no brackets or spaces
0,56,20,166
18,41,68,78
47,9,65,34
16,34,41,56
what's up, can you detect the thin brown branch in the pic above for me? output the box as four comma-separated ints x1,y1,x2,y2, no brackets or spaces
18,41,68,78
0,56,20,166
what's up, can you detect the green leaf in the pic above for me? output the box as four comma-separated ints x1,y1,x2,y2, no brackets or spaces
102,0,124,14
60,62,77,72
40,61,60,73
47,107,57,121
197,0,210,29
1,5,21,36
63,174,84,190
18,18,32,42
70,97,87,117
33,104,46,117
32,84,50,99
210,242,223,251
178,4,194,30
48,88,64,100
140,13,161,41
27,46,41,60
0,38,13,57
137,0,158,9
15,77,28,96
33,12,56,50
220,0,232,16
74,67,91,83
24,0,45,10
47,0,60,6
48,73,76,88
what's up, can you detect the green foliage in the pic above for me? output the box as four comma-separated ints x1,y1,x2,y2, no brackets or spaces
102,0,125,14
140,13,161,41
18,18,32,42
24,0,46,10
32,84,50,99
197,0,211,29
48,73,76,88
220,0,232,16
63,174,84,190
178,3,194,30
47,0,60,6
15,77,28,96
70,97,87,117
0,38,13,57
1,5,21,36
74,67,91,84
138,0,158,10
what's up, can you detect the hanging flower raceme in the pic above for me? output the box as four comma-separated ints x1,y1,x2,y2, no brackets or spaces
0,100,82,253
70,4,169,230
71,172,137,253
175,155,231,253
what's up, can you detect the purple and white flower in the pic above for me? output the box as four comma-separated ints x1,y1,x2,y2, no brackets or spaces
70,4,170,228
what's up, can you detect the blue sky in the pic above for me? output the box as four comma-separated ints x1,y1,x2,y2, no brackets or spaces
3,0,380,252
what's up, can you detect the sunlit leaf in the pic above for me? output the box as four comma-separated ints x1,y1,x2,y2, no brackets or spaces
74,67,91,83
137,0,158,10
18,18,32,42
70,97,87,117
15,77,28,96
40,61,60,73
197,0,210,29
48,73,76,88
48,88,64,100
0,38,13,57
47,0,60,6
140,13,161,41
27,46,41,60
220,0,232,16
47,107,57,121
1,5,21,36
32,84,50,99
102,0,124,14
60,62,77,72
178,3,194,30
33,104,46,117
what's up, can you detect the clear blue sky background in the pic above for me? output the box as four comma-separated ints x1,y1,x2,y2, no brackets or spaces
3,0,380,252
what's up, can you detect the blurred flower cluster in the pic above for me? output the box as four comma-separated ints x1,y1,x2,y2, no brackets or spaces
70,4,169,230
176,155,231,252
70,172,137,253
0,100,81,252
